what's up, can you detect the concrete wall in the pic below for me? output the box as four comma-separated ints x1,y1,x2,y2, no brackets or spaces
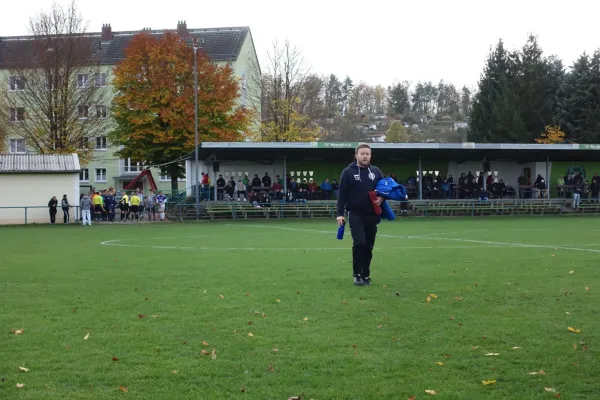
0,173,80,224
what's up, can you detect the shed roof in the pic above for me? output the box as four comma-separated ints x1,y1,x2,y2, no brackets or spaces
0,154,80,173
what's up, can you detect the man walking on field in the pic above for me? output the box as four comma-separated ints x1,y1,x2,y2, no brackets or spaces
336,143,384,286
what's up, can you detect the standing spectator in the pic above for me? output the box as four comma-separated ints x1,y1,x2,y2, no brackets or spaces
80,194,93,226
216,175,226,200
61,194,71,224
573,180,583,209
93,191,104,222
106,190,116,222
591,179,600,203
236,180,247,201
307,179,317,199
332,179,339,198
262,172,271,188
201,172,210,200
321,178,333,200
252,174,261,188
48,196,58,224
146,190,157,221
157,191,167,221
242,175,250,187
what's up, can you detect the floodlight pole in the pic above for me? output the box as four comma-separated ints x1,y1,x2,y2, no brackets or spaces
186,38,201,220
418,156,423,200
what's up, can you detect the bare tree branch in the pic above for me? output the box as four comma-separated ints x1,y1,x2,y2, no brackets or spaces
0,0,109,163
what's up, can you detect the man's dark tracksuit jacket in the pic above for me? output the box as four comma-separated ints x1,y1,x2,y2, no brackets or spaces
337,162,384,218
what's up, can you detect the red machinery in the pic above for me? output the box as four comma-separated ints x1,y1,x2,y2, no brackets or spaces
123,169,158,192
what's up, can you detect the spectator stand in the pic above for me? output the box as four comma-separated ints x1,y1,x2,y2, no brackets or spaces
174,142,600,220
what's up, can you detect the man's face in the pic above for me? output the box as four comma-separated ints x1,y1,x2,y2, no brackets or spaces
355,147,371,166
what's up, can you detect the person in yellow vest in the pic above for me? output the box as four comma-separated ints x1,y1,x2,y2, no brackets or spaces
92,191,104,222
119,192,130,222
130,192,141,221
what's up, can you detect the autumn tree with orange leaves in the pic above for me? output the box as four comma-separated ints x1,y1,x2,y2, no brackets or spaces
110,31,252,189
535,125,566,144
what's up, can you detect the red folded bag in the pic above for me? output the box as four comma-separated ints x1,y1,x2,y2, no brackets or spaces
369,190,382,215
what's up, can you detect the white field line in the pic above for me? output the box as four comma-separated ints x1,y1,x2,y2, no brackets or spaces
99,238,495,251
242,224,600,254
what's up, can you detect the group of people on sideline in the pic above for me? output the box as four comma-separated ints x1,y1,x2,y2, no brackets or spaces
48,187,167,225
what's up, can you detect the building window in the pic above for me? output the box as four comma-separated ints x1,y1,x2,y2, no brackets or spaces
160,172,186,181
78,105,89,119
77,74,89,88
9,107,25,122
95,168,107,182
124,158,143,173
95,73,107,87
96,105,107,119
9,139,25,154
9,76,25,91
95,136,107,150
80,168,89,182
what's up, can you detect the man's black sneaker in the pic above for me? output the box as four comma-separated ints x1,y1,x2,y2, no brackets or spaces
353,276,363,286
362,277,372,285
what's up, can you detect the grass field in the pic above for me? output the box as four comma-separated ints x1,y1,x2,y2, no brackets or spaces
1,217,600,399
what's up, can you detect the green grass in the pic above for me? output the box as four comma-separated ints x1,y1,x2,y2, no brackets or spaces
1,217,600,399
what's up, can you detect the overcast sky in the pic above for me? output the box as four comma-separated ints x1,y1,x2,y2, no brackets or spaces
2,0,599,90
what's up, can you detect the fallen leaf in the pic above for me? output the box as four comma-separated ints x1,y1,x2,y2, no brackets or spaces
303,317,309,321
233,330,238,333
435,361,444,366
240,384,245,392
352,344,358,348
569,270,574,274
202,341,209,346
429,293,438,299
119,386,128,392
341,300,348,304
482,380,497,385
425,389,437,395
545,387,556,393
71,308,77,313
112,356,118,362
512,346,521,350
471,346,479,350
276,299,281,303
565,312,571,315
449,316,455,320
201,350,210,356
16,383,24,388
172,370,178,374
382,285,388,288
485,353,500,356
83,333,90,340
426,296,432,303
408,397,416,400
528,370,546,375
458,323,463,327
18,367,29,372
296,291,300,294
568,327,581,333
145,297,149,301
551,254,555,257
262,313,267,318
377,325,383,329
454,297,463,301
138,314,146,319
219,295,224,299
395,292,400,296
288,397,301,400
392,337,397,341
267,363,274,372
585,286,590,292
554,394,561,398
183,340,188,345
572,343,577,350
211,348,217,360
272,348,279,353
245,292,250,296
203,289,206,294
10,328,24,335
248,332,254,337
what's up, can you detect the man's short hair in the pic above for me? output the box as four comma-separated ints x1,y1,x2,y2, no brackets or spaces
355,143,371,153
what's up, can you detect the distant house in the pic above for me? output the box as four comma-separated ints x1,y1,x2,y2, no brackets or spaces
453,122,469,130
368,133,386,143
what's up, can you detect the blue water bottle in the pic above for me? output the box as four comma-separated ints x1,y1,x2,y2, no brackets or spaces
337,220,345,240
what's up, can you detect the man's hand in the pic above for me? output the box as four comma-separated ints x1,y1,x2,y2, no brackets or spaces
374,196,384,206
336,216,346,226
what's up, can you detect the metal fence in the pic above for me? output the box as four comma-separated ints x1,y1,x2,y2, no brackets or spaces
0,206,81,225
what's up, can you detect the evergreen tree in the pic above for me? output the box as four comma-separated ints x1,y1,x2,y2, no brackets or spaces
469,40,524,142
388,82,410,115
556,54,594,142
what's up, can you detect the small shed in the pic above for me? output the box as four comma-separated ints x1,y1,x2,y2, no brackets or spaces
0,154,81,224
